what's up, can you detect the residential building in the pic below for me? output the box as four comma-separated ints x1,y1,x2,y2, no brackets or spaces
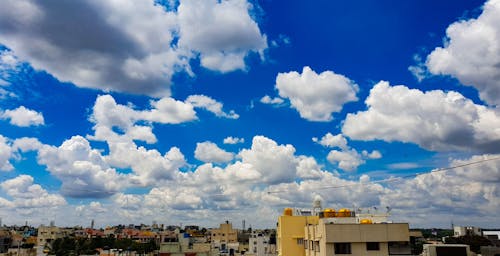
248,231,276,256
210,221,238,254
278,201,411,256
277,208,319,256
453,226,482,237
36,225,70,247
159,231,215,256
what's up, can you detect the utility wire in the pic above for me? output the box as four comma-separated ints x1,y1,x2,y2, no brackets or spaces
266,155,500,194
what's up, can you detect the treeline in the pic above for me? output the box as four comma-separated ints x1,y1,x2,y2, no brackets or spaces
50,236,158,256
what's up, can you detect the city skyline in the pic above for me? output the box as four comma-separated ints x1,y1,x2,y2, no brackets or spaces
0,0,499,228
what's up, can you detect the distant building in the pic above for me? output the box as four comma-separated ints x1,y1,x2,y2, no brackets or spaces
0,230,11,253
453,226,482,237
421,244,472,256
37,226,69,247
211,221,238,254
159,231,215,256
248,231,276,256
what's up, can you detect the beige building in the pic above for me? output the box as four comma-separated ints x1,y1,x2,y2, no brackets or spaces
278,202,411,256
37,226,70,247
210,221,238,252
304,219,410,256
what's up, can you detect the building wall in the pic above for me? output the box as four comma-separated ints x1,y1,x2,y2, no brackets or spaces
211,222,237,245
304,219,409,256
248,233,275,256
453,226,481,237
323,223,409,243
37,226,66,246
277,215,318,256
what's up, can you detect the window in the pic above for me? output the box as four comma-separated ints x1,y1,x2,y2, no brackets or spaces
314,241,320,252
334,243,352,254
366,242,380,251
304,240,308,249
297,238,304,245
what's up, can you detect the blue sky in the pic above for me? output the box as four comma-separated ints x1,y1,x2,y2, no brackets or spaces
0,0,499,228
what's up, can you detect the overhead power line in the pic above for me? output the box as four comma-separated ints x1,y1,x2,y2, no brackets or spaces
266,155,500,194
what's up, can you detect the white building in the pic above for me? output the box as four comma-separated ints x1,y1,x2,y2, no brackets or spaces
248,231,275,256
453,226,481,237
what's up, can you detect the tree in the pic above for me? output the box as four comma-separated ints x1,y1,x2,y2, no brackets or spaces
445,235,492,254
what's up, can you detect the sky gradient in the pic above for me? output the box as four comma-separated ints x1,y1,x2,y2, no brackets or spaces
0,0,499,229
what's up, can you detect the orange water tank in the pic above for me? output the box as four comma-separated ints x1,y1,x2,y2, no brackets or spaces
360,219,373,224
323,208,336,217
283,208,293,216
338,208,351,217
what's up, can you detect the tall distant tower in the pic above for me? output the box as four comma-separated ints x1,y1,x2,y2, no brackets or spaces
91,219,95,230
50,220,55,227
242,220,246,231
312,196,322,216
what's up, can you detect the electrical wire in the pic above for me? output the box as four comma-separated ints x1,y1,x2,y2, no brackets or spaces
266,155,500,194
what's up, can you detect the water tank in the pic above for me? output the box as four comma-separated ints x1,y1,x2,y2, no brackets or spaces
283,208,293,216
323,208,336,217
360,219,372,224
338,208,351,217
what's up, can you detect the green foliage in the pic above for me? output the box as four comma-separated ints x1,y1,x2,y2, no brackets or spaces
445,235,492,254
419,229,453,238
49,237,158,256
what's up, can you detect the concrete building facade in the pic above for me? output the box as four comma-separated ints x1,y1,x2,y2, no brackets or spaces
277,205,411,256
248,231,276,256
210,221,238,254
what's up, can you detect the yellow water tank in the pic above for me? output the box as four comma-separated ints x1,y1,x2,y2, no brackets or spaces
360,219,373,224
283,207,293,216
323,208,336,217
338,208,351,217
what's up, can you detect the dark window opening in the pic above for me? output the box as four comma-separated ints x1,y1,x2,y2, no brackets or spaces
334,243,352,254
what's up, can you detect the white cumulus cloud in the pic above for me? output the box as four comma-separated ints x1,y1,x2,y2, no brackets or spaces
342,81,500,152
177,0,267,72
1,175,66,209
275,66,358,121
0,0,268,96
195,141,234,163
425,0,500,106
223,136,245,144
0,135,13,171
260,95,284,105
1,106,44,127
185,95,239,119
314,133,382,171
239,136,298,184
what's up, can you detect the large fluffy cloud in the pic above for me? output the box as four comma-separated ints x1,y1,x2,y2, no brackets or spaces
89,94,197,144
177,0,267,72
0,0,267,96
342,81,500,152
36,136,129,198
1,175,66,209
1,106,44,127
239,136,298,184
275,66,358,121
425,0,500,106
